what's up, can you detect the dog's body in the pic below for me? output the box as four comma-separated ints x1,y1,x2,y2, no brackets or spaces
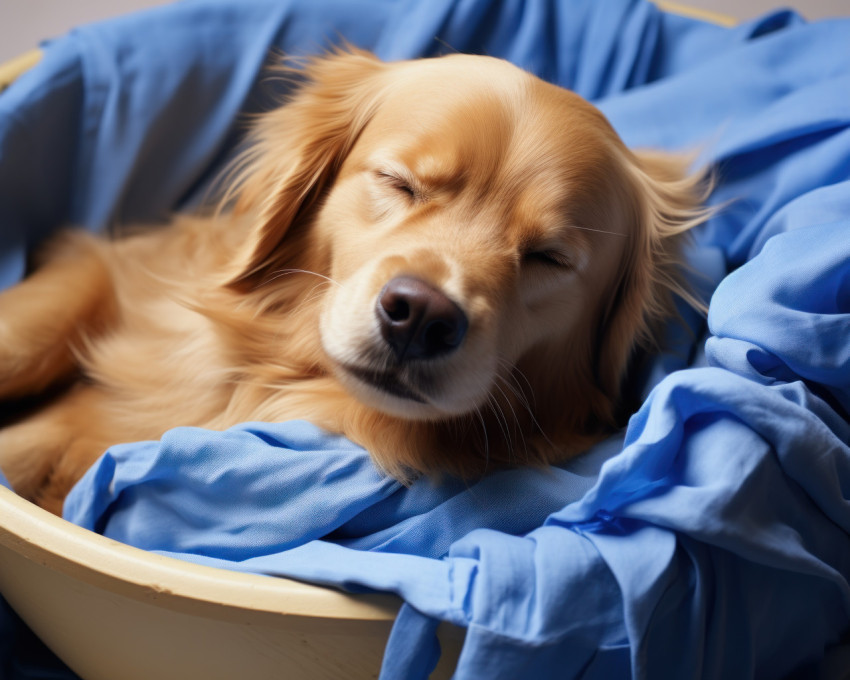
0,50,710,515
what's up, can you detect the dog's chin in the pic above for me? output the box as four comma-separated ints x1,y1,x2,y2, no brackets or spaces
332,361,469,421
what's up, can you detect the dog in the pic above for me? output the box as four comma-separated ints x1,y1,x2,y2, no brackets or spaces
0,49,711,516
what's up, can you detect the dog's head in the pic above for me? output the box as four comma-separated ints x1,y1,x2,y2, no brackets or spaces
223,49,710,477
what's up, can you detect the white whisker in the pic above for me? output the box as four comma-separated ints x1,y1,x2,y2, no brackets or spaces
472,405,490,471
566,225,626,237
486,392,512,453
491,378,531,463
495,360,558,454
265,268,346,289
496,358,537,409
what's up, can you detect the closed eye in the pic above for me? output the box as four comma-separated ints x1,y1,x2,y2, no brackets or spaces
523,250,573,269
376,170,421,201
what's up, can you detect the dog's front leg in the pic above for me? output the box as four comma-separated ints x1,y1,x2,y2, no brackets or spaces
0,233,115,401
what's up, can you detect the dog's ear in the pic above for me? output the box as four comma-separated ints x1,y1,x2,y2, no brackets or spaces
595,151,713,406
221,48,387,288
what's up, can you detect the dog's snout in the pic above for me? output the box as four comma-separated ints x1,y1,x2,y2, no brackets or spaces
377,276,468,361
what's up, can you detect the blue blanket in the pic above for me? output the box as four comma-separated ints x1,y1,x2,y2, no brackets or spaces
2,1,850,678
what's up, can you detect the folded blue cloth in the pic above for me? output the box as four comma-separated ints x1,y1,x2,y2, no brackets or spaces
2,1,850,678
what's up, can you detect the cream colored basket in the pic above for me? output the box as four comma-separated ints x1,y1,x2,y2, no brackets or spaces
0,485,463,679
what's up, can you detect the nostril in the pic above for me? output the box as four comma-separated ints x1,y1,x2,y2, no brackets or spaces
383,297,410,322
423,318,465,355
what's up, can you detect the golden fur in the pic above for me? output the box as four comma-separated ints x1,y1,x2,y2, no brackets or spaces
0,49,711,515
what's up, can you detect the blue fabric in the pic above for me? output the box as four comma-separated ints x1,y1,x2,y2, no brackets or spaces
2,1,850,678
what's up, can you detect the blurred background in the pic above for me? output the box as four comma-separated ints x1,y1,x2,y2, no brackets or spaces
0,0,848,64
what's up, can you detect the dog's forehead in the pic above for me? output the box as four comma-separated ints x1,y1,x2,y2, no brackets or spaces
371,58,522,146
378,56,577,134
368,55,618,183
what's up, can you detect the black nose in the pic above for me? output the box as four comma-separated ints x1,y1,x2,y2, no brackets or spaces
376,276,469,361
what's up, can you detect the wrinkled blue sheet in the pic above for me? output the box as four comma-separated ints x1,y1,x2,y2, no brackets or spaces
2,1,850,678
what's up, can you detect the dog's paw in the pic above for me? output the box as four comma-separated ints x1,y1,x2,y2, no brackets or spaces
0,319,75,401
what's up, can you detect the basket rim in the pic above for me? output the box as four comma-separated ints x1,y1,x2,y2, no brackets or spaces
0,485,401,625
0,48,42,93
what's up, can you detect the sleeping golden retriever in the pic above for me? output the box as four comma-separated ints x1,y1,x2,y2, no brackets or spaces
0,49,711,515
